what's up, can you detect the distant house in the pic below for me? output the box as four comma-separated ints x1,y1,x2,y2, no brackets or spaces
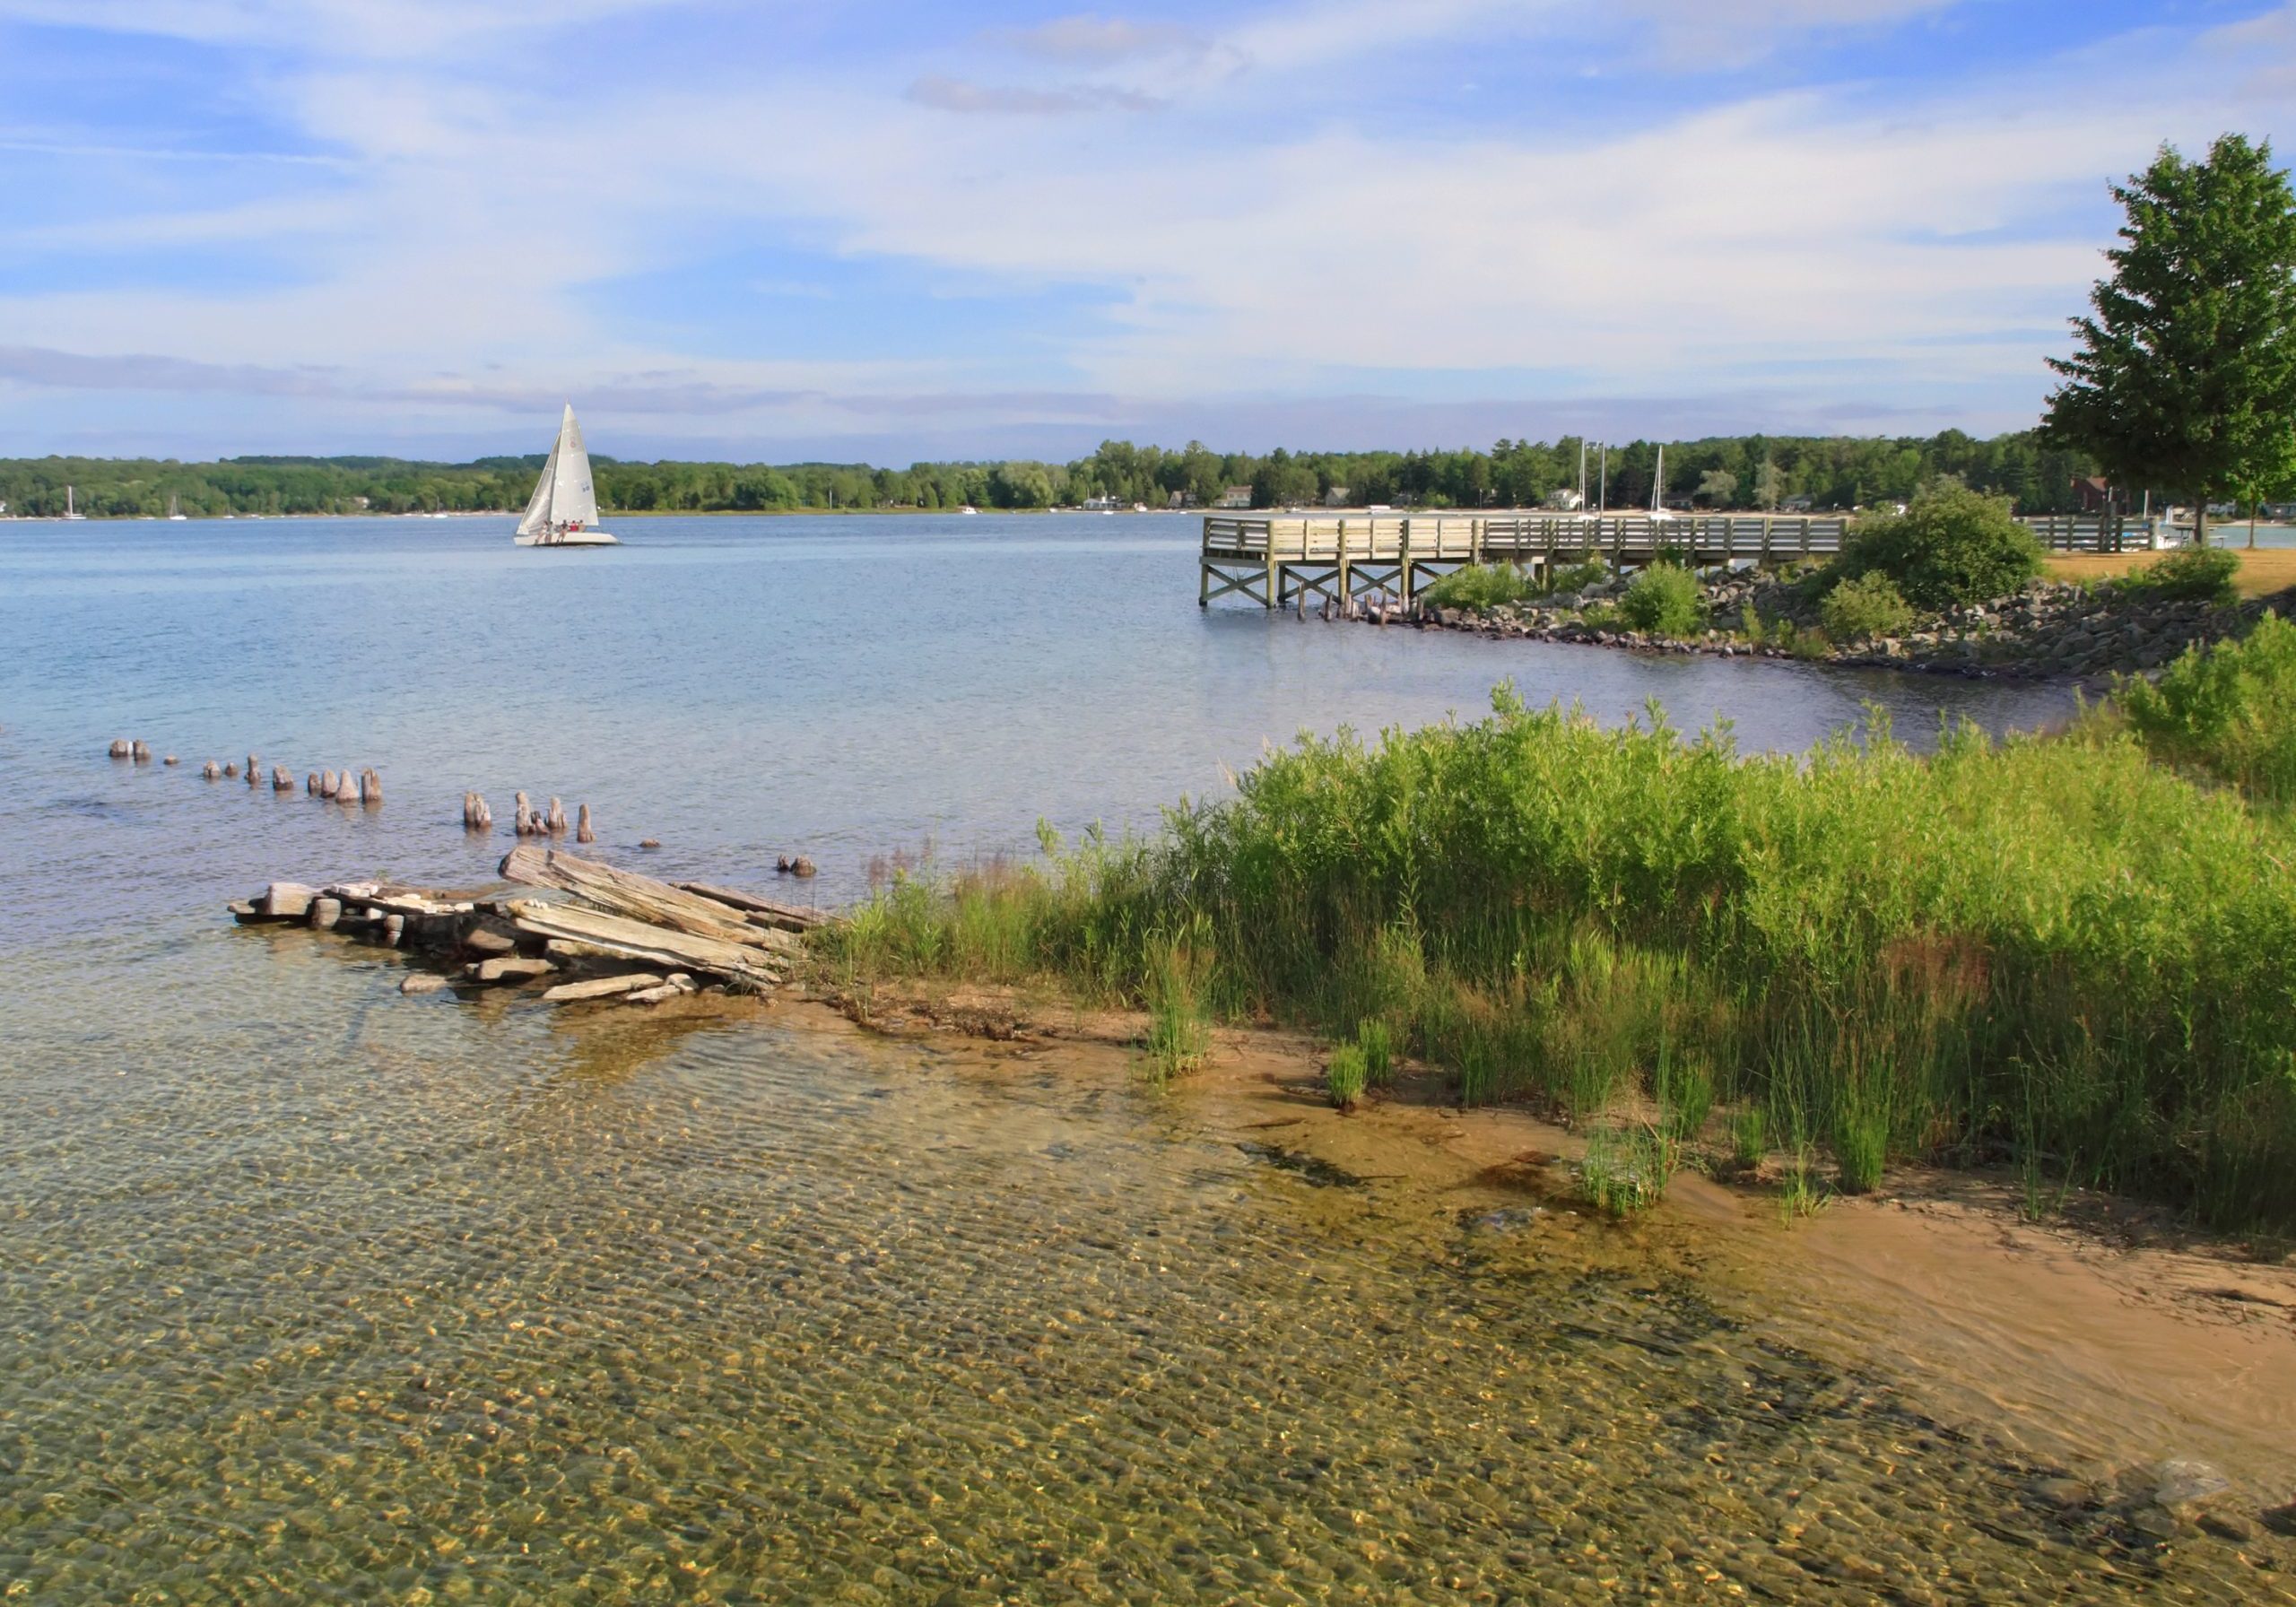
1322,486,1353,508
2073,475,2114,513
1544,488,1585,511
1781,494,1817,513
1167,490,1198,510
1215,485,1254,510
1082,494,1121,511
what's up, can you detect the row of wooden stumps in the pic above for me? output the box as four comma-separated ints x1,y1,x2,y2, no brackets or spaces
462,790,595,843
112,737,381,802
229,846,831,1008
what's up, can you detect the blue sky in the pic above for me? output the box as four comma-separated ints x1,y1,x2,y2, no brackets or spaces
2,0,2292,461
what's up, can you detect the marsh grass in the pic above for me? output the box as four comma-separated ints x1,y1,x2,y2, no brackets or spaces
1578,1123,1680,1216
817,689,2296,1231
1354,1019,1395,1088
1731,1107,1770,1170
2120,611,2296,807
1326,1044,1369,1109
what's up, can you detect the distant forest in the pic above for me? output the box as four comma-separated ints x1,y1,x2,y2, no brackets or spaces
0,430,2098,518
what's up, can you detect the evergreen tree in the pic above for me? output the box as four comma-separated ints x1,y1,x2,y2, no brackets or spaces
2045,134,2296,546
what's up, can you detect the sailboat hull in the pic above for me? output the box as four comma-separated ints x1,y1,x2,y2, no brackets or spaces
513,530,619,547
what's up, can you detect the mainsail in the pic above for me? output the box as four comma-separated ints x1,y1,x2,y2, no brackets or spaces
517,405,601,540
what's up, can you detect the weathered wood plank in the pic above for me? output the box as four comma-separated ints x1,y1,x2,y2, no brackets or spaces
504,899,786,986
498,846,798,955
542,972,665,1003
671,881,832,933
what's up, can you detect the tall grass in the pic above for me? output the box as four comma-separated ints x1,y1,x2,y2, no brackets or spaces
815,693,2296,1230
2121,611,2296,807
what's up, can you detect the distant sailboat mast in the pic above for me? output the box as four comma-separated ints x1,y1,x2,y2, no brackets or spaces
1650,445,1665,517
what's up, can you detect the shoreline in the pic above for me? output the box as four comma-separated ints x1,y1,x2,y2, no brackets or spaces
737,977,2296,1533
213,832,2296,1542
1395,561,2294,686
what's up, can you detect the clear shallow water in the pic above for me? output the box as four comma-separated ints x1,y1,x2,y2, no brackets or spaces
2,942,2281,1604
11,516,2270,1603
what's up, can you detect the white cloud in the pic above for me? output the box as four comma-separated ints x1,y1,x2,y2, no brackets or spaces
998,13,1206,61
4,0,2294,451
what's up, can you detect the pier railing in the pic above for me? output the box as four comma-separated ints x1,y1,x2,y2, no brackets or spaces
1200,510,2152,608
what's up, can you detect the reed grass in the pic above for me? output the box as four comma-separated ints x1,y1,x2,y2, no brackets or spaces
816,688,2296,1231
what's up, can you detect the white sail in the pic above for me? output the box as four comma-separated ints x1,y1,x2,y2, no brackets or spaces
516,405,605,542
516,431,563,538
549,406,599,528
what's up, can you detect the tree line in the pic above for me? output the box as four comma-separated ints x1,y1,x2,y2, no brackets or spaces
0,427,2101,519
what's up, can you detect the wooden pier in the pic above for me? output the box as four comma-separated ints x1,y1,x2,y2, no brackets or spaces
1200,511,2160,608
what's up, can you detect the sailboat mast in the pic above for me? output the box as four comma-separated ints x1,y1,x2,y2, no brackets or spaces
1651,445,1664,516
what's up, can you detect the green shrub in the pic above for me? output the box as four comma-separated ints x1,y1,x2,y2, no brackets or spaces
2114,544,2239,606
1422,562,1538,612
1326,1044,1369,1108
1837,482,2041,609
1544,560,1610,595
1819,571,1916,643
1617,562,1705,637
2121,611,2296,805
1355,1018,1394,1087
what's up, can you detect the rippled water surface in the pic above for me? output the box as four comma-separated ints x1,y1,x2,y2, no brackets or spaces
8,516,2274,1603
0,514,2073,943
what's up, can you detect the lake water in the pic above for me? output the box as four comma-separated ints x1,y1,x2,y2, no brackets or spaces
0,513,2075,945
4,515,2275,1603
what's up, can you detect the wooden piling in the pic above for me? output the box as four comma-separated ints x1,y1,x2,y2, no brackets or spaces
576,804,595,845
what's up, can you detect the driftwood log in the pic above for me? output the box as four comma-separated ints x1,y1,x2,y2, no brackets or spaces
673,881,831,934
543,972,664,1003
502,899,786,987
498,846,800,957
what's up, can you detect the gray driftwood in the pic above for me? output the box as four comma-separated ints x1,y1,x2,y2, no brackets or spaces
542,972,665,1003
498,846,798,956
503,899,785,987
672,881,831,934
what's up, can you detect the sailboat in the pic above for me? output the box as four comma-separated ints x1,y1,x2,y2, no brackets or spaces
64,484,85,521
1649,445,1675,520
514,404,618,547
168,493,187,521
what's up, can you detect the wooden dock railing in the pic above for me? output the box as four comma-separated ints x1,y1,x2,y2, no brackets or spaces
1200,510,2152,608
